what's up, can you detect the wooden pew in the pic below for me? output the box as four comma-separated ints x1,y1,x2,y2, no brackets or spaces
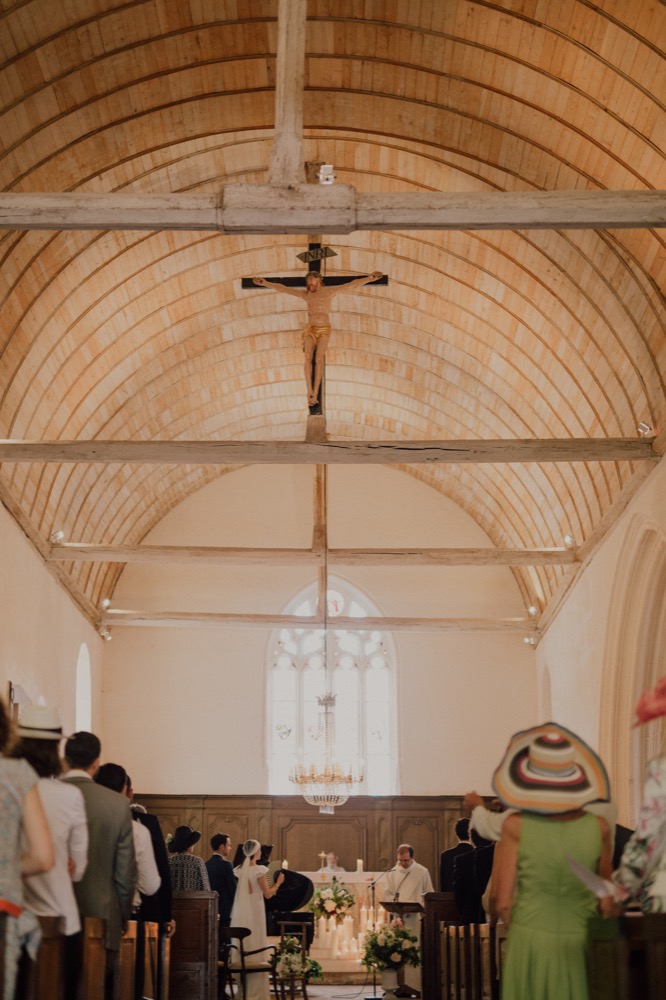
118,920,138,1000
422,891,460,1000
588,912,666,1000
169,891,218,1000
81,916,106,1000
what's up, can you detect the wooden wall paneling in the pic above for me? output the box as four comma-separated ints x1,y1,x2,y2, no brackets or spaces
135,795,470,878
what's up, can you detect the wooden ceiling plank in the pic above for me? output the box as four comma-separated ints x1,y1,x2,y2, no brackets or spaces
0,438,657,464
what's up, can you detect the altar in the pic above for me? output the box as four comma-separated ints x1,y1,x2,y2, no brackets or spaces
299,870,392,977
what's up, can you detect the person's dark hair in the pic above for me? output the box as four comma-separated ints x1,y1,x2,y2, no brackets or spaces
65,731,101,770
0,698,11,753
306,271,324,283
8,736,62,778
397,843,414,858
471,828,492,849
211,833,230,851
94,762,127,793
232,843,245,869
454,818,470,841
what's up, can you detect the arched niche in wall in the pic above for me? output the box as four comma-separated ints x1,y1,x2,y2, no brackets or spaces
75,643,92,732
600,515,666,825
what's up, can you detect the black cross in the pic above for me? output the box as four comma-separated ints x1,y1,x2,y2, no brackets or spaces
242,243,388,413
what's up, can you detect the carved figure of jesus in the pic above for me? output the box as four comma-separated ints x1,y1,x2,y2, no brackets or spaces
253,271,383,407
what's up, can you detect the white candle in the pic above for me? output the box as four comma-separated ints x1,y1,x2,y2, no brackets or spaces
282,860,288,869
357,858,364,872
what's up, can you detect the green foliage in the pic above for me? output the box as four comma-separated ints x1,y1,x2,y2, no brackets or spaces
270,936,322,982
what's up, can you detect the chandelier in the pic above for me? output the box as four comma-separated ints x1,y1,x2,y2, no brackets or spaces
289,469,363,813
290,692,363,813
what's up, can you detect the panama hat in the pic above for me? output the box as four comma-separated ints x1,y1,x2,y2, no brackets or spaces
492,722,610,815
16,704,67,741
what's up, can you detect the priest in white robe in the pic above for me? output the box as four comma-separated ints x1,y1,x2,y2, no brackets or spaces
383,843,434,997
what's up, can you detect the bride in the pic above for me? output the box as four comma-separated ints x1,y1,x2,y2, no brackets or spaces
231,839,285,1000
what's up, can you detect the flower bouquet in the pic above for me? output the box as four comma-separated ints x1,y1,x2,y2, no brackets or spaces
308,877,355,922
361,919,420,972
270,936,322,982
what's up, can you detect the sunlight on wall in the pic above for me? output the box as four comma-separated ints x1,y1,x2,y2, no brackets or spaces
75,643,92,731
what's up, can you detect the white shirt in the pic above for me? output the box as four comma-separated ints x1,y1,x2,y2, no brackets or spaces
132,816,161,907
24,777,89,935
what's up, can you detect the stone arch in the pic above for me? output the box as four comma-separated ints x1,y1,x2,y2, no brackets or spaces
600,515,666,824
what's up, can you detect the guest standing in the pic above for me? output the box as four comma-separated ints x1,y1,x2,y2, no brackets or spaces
62,731,136,1000
604,675,666,913
168,825,210,891
206,832,236,926
8,704,88,996
0,697,54,1000
490,722,612,1000
440,818,474,891
230,839,285,1000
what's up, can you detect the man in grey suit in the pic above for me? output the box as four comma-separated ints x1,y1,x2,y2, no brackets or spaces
63,731,136,998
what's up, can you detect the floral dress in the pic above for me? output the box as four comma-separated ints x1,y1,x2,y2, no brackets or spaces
613,754,666,912
0,758,40,999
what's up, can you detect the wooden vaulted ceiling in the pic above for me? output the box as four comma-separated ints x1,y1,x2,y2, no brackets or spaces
0,0,664,630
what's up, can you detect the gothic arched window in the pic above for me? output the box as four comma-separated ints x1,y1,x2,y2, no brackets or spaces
268,576,397,796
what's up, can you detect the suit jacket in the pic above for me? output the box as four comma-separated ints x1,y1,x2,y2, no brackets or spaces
452,844,495,925
133,809,173,924
440,842,474,892
205,854,237,922
63,775,136,950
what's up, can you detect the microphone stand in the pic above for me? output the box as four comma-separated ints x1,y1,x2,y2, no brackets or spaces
367,866,396,1000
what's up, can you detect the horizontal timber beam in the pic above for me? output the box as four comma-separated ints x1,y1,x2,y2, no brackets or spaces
49,543,576,566
0,438,657,465
101,610,536,633
0,189,663,234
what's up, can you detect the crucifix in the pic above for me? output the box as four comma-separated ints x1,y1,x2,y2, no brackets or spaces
242,242,387,414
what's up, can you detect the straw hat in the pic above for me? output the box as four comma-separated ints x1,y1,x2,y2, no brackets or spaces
16,705,67,741
492,722,610,815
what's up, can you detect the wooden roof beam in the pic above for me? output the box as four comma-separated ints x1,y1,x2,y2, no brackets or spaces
0,189,663,234
48,544,577,566
100,609,538,634
0,437,657,465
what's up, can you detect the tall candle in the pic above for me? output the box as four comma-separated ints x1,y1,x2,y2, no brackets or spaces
357,858,364,872
282,860,288,869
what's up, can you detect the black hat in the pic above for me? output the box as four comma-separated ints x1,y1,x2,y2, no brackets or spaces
169,825,202,853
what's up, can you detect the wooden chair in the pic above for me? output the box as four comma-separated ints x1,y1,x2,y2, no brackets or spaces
219,927,276,1000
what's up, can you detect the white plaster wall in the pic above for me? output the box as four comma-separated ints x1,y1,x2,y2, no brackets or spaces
537,456,666,754
0,503,103,736
102,465,536,795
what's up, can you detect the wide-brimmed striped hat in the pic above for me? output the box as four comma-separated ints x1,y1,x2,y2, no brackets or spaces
492,722,610,815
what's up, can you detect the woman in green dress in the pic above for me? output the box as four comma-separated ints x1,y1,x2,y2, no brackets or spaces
489,723,612,1000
